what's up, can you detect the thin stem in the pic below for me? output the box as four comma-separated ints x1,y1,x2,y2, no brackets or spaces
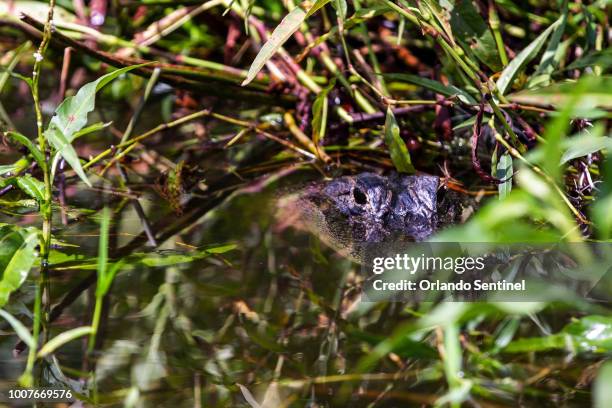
493,131,587,224
488,97,525,153
84,109,212,170
88,296,103,353
488,0,509,66
19,283,42,387
20,0,56,388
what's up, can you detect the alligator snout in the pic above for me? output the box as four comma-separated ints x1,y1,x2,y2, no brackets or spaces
281,173,439,249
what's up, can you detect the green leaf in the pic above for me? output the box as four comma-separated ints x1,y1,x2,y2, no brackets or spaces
496,152,513,199
48,65,143,142
0,224,39,307
37,326,95,358
332,0,347,20
311,80,334,145
241,0,330,86
0,42,31,93
95,207,125,297
0,308,35,349
0,158,30,177
496,16,562,95
527,0,568,88
15,175,45,201
72,121,112,141
443,323,463,385
562,316,612,352
566,49,612,71
244,325,285,352
505,315,612,354
45,127,91,187
6,131,44,168
384,107,415,174
444,0,502,71
45,65,145,186
560,124,611,164
97,260,125,297
96,207,110,290
383,73,476,104
508,76,612,110
594,361,612,408
0,1,77,26
539,78,603,182
134,245,236,267
592,194,612,241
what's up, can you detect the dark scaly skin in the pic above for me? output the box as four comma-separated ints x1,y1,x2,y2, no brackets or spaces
292,173,453,247
320,173,438,242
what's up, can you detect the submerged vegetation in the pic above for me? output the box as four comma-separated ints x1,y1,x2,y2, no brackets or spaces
0,0,610,406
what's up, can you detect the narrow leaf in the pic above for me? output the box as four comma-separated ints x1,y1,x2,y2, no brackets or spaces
384,107,415,174
595,361,612,408
0,158,30,177
508,76,612,110
237,383,262,408
0,225,39,307
333,0,347,20
37,326,95,358
6,131,44,168
566,49,612,71
97,260,125,297
528,0,568,88
0,308,35,349
444,0,502,70
46,127,91,187
312,80,333,145
241,0,330,86
496,152,513,199
384,73,476,104
560,124,611,164
496,17,562,95
72,121,112,141
96,207,110,288
15,175,45,201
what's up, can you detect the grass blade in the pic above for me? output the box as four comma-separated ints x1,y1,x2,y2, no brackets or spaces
0,309,35,349
445,0,502,70
595,361,612,408
0,225,39,307
496,152,513,199
383,73,476,104
384,107,415,174
15,175,45,201
241,0,330,86
496,16,562,95
528,0,568,88
37,326,95,358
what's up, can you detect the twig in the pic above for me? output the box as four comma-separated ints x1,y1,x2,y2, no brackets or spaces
110,68,162,247
83,109,213,170
18,14,295,106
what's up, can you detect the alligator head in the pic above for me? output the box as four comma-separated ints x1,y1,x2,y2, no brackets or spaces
277,173,444,251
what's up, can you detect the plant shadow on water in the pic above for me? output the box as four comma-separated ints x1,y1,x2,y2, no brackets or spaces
1,173,607,407
0,0,610,406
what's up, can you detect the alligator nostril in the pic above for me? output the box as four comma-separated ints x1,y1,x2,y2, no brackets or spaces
353,188,367,205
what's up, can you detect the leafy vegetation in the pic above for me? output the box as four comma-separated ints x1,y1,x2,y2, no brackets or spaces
0,0,610,406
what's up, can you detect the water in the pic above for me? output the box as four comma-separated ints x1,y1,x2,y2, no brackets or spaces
0,174,600,407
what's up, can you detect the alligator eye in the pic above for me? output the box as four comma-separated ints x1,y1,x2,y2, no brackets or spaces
353,188,367,205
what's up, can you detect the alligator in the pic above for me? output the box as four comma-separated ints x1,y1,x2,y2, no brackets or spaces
276,172,462,254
